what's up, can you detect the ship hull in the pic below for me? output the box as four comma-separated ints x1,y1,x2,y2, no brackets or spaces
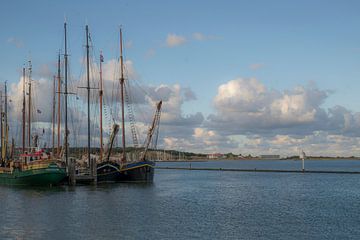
0,163,66,186
96,161,122,183
118,161,155,182
97,161,155,183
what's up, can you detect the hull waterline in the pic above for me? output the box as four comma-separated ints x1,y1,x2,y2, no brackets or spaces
97,161,155,183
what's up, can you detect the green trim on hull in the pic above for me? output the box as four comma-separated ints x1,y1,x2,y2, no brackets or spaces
0,166,66,186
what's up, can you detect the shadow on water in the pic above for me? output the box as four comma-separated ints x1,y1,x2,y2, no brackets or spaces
95,181,154,191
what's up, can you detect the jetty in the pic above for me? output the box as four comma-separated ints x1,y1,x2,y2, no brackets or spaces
156,166,360,174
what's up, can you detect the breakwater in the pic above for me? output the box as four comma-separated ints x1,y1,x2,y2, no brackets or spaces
156,166,360,174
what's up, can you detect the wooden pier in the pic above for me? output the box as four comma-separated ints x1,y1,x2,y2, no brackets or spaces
68,157,97,185
156,166,360,174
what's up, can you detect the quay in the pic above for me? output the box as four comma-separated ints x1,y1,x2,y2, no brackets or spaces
156,166,360,174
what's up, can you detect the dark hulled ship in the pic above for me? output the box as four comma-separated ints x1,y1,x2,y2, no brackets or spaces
92,28,162,183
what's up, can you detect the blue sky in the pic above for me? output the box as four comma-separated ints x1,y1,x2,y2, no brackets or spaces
1,0,360,156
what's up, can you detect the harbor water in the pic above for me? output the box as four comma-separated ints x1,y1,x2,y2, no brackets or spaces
0,159,359,239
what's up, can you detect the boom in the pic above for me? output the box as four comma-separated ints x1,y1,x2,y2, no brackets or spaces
140,100,162,162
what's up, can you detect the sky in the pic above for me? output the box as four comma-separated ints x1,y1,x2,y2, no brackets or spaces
1,0,360,157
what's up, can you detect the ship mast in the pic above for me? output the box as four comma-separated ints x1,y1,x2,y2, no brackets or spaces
120,28,126,163
0,90,3,163
1,82,8,162
52,75,56,156
28,61,32,149
64,22,69,166
57,54,61,156
22,67,26,153
86,25,91,167
99,51,104,161
3,82,8,160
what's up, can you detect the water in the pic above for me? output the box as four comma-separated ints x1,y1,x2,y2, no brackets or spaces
0,160,359,239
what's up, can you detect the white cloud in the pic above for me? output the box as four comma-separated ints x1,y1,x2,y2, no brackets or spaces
242,132,360,157
166,34,187,47
5,59,204,150
209,78,331,135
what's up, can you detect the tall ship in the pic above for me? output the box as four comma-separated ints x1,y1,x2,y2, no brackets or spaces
0,75,66,186
90,28,162,183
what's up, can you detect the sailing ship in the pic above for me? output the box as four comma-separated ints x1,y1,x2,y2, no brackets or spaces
0,75,66,186
94,28,162,183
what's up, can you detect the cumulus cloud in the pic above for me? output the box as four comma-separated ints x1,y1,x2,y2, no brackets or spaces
208,78,334,135
5,58,204,150
161,127,237,153
242,132,360,157
166,34,187,47
196,77,360,156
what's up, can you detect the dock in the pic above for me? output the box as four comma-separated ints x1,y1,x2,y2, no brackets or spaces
156,167,360,174
67,158,97,185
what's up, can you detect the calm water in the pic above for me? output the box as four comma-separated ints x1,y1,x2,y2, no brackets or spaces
0,160,359,239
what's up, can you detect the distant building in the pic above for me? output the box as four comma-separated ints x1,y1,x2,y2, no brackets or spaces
260,155,280,159
208,153,224,159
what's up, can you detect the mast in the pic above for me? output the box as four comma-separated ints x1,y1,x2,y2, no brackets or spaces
57,53,61,156
120,28,126,163
52,75,56,156
28,60,32,149
86,25,91,167
4,82,8,160
99,51,104,161
0,90,3,162
64,22,69,166
22,67,26,152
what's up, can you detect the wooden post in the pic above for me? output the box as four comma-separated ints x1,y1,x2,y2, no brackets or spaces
92,157,97,185
68,158,76,186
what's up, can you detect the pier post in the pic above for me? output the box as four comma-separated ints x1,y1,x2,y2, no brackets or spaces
69,158,76,186
91,157,97,185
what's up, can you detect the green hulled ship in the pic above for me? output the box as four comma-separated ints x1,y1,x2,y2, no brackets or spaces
0,160,66,186
0,80,66,186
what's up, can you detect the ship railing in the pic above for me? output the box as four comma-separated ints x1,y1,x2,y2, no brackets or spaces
76,167,91,176
0,167,12,173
